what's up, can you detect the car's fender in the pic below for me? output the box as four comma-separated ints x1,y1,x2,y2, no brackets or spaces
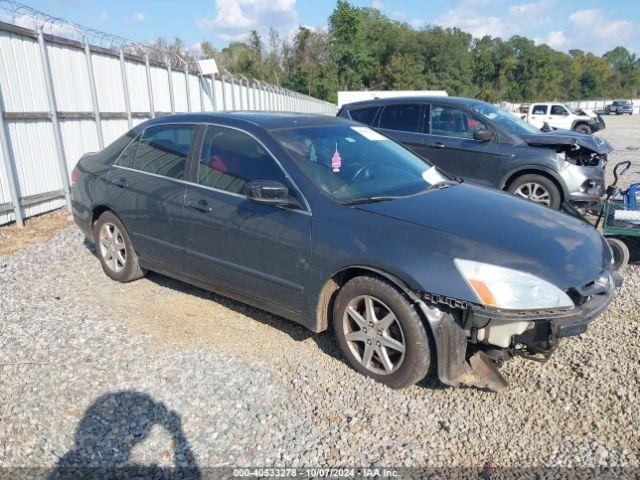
497,164,568,196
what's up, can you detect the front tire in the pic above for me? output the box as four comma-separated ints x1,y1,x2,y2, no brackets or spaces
508,174,562,209
93,211,146,283
333,276,432,388
574,124,592,134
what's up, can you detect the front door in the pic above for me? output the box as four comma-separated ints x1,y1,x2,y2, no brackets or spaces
107,123,197,270
183,124,311,314
549,104,572,129
422,104,500,186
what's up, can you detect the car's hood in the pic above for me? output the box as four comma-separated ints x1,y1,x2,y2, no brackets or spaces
356,183,609,289
521,130,613,154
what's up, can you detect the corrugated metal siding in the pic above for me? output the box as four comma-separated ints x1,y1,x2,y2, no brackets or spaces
0,31,48,112
101,119,130,146
47,43,92,111
188,75,201,111
150,66,171,113
60,119,100,172
125,61,150,112
92,53,126,112
172,70,188,112
0,132,13,224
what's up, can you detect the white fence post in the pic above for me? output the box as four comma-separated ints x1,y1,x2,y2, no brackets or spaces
0,87,23,227
184,64,191,112
36,26,71,212
84,43,104,149
167,59,175,114
144,54,155,118
119,51,133,129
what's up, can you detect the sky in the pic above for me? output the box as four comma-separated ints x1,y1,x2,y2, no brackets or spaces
16,0,640,55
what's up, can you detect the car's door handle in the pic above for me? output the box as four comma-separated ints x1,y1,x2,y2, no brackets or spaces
430,142,446,149
114,178,129,188
187,199,213,213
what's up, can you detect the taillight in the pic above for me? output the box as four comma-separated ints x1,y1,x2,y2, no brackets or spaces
71,168,79,186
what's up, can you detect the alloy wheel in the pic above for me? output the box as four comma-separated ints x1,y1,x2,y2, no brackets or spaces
342,295,406,375
98,222,127,273
513,182,551,205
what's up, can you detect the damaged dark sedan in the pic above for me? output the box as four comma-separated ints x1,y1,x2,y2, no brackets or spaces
71,113,621,391
338,97,612,210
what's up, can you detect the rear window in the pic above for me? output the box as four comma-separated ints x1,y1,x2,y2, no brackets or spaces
348,106,379,125
379,104,421,132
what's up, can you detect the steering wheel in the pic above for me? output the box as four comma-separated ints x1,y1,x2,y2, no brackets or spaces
350,163,376,183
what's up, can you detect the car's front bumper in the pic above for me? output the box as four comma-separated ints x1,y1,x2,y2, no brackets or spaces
561,161,605,204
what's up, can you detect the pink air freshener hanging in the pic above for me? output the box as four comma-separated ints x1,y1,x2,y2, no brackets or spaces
331,143,342,173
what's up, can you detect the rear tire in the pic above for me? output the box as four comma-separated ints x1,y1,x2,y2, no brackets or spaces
93,211,146,283
574,124,592,134
507,174,562,209
333,276,432,389
607,238,630,271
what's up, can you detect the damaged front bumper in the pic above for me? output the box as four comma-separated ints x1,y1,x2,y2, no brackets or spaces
561,160,606,204
417,270,621,392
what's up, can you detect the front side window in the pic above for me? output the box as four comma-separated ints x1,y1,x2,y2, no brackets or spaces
471,101,542,135
134,124,196,179
531,104,548,115
349,106,379,125
430,104,488,139
272,125,449,203
379,104,421,132
550,105,568,116
198,125,285,194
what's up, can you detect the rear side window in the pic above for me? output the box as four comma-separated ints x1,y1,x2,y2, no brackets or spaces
531,104,547,115
135,124,196,179
379,104,421,132
198,126,285,194
116,135,139,168
349,106,379,125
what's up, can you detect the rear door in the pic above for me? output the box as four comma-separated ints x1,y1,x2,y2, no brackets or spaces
422,103,500,185
375,103,432,158
183,124,311,313
107,123,197,271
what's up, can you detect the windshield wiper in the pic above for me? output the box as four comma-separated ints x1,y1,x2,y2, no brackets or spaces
341,196,398,206
342,181,458,206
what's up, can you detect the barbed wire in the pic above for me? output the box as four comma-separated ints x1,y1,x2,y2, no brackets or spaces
0,0,195,67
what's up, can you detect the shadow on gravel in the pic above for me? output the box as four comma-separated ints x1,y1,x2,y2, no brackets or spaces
49,391,200,478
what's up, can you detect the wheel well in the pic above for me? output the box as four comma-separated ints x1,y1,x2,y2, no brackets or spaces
90,205,113,241
314,267,416,333
504,169,564,202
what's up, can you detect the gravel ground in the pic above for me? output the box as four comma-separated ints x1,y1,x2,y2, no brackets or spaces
1,116,639,475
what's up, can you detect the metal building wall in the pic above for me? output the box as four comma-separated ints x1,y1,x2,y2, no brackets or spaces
0,20,336,227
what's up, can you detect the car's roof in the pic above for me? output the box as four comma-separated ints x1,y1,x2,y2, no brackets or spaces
142,112,351,130
340,96,489,110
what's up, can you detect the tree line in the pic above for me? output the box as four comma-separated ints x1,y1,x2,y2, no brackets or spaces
166,1,640,104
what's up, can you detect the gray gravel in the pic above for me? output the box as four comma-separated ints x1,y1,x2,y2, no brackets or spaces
1,115,639,473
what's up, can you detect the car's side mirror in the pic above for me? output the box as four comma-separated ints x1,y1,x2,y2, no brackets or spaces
245,180,300,208
473,129,494,142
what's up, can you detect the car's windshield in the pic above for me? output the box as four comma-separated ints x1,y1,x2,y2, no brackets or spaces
471,102,542,135
271,125,449,202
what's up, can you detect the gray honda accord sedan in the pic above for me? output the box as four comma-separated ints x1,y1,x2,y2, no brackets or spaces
71,113,621,391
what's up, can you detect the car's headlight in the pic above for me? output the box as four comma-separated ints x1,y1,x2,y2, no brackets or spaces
454,259,574,310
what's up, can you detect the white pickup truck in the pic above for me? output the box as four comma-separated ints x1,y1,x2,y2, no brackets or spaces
523,102,605,134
